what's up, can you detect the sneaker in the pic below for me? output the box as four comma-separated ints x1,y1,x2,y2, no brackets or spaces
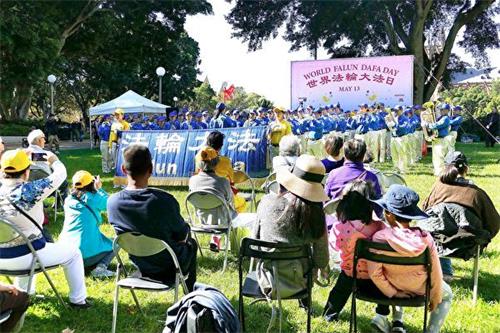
392,320,406,333
69,299,93,309
371,314,391,333
209,236,221,253
91,265,115,278
322,305,339,322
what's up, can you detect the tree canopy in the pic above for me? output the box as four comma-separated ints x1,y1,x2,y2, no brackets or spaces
226,0,499,104
0,0,212,121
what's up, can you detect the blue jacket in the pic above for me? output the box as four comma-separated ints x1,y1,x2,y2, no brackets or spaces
196,121,208,129
60,189,112,260
450,115,463,131
393,115,410,137
308,118,324,140
98,122,111,141
336,117,347,132
209,115,226,129
430,115,450,138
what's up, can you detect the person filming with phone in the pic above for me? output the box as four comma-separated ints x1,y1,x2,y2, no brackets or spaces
59,171,115,278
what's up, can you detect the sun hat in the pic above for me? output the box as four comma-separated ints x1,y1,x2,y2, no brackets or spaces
444,151,468,168
371,184,428,220
27,129,45,144
1,149,32,173
276,154,329,202
72,170,94,189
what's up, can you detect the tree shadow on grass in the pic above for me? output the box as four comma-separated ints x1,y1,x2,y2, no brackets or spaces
449,269,499,303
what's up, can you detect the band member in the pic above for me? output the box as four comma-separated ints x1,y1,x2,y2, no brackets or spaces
109,108,130,170
387,106,410,173
448,105,463,152
428,103,452,176
268,107,292,165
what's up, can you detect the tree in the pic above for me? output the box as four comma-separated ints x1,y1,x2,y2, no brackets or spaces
226,0,499,104
0,0,212,121
183,78,218,110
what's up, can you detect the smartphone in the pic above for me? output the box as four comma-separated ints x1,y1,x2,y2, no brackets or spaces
31,152,47,162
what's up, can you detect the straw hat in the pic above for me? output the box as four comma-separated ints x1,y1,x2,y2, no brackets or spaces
276,154,329,202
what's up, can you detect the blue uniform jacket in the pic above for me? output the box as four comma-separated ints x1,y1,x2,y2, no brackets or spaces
98,123,111,141
450,115,462,131
430,115,450,138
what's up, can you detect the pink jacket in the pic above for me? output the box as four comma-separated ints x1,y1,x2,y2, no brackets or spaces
367,227,443,311
332,220,385,279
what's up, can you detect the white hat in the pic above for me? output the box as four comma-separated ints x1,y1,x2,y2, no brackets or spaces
27,129,45,144
276,154,329,202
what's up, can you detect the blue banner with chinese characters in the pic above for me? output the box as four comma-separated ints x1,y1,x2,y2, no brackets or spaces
114,127,269,185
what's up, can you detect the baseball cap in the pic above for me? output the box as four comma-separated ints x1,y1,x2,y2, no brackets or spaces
371,184,428,220
169,111,177,117
441,103,450,110
444,151,468,168
72,170,94,189
273,106,285,113
1,149,32,173
359,103,368,108
216,102,226,111
114,108,124,115
453,105,462,111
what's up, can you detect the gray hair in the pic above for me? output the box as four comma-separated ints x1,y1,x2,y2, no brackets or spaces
279,135,301,157
196,156,220,172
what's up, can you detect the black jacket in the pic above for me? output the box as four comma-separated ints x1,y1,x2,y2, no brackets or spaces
164,283,240,333
420,202,491,260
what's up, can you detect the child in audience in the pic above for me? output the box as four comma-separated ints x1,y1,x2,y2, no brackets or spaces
323,180,386,322
369,184,452,333
60,170,115,278
321,134,344,173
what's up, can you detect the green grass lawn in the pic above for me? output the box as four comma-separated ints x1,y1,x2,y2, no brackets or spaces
2,143,499,332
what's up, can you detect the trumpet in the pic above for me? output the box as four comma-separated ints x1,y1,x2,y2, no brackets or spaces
421,101,438,142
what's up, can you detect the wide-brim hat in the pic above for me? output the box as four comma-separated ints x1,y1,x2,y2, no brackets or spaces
370,184,428,220
276,154,329,203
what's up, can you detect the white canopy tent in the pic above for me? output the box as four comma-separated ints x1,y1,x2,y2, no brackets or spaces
89,90,168,115
88,90,169,148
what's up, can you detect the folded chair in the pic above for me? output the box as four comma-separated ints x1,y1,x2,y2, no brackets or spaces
350,239,431,333
0,217,67,308
238,237,313,333
112,232,189,333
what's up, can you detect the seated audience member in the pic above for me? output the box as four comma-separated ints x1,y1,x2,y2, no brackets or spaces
107,145,198,291
369,185,452,333
323,180,386,322
189,147,237,251
0,282,30,332
321,134,344,173
0,150,90,308
324,139,381,200
272,134,301,171
324,139,382,230
422,151,500,281
253,154,329,299
26,129,51,176
195,131,246,213
60,170,114,278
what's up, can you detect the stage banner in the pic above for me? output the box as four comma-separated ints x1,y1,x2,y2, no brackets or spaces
291,55,414,111
114,127,269,185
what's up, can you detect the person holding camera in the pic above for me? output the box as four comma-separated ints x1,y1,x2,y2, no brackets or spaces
59,170,115,278
0,149,90,308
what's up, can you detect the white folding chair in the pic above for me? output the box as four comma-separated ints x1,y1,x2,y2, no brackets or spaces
112,232,189,333
261,172,277,194
0,217,67,308
185,190,234,272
